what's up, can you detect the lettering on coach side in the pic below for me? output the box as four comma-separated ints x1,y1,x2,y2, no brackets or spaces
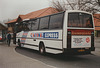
44,32,59,38
30,32,59,39
30,33,43,38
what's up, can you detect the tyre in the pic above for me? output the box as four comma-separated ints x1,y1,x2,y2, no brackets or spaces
39,43,45,55
18,40,21,47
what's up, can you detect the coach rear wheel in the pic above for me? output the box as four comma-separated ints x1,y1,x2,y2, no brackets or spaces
39,43,45,55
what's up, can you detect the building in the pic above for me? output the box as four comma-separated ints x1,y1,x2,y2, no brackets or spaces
5,7,59,33
94,14,100,37
0,23,7,42
0,23,7,30
5,19,18,33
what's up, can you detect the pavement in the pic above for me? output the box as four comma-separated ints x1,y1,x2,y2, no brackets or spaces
91,37,100,56
0,42,54,68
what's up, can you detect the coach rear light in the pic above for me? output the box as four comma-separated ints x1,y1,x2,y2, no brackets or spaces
68,31,71,35
91,32,94,34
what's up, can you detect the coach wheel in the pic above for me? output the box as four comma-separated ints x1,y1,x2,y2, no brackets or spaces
18,40,21,47
39,43,45,54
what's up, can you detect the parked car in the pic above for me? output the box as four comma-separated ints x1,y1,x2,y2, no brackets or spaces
0,35,2,40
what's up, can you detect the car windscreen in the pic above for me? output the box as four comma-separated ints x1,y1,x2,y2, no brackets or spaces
68,12,93,28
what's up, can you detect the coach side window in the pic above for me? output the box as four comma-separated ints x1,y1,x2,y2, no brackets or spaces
22,22,29,31
39,16,49,30
31,19,39,30
49,13,63,29
27,21,32,30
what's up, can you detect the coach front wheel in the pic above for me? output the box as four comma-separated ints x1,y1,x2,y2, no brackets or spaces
18,39,21,47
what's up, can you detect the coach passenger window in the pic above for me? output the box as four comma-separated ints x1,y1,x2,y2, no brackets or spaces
27,21,32,30
22,22,29,31
31,19,39,30
39,16,49,30
49,13,63,29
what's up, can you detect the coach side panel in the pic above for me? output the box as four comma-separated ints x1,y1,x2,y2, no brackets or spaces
16,30,63,54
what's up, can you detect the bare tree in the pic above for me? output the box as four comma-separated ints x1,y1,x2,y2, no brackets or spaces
50,0,100,14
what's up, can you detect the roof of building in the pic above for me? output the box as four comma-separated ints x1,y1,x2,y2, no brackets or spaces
0,23,7,30
5,7,59,24
24,7,59,20
5,18,17,24
94,14,100,30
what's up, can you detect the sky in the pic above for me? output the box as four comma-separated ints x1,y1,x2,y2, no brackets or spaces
0,0,50,22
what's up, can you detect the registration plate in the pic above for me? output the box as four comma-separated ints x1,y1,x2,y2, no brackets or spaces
78,49,85,52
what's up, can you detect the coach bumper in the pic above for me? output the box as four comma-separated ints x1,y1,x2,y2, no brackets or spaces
63,48,92,55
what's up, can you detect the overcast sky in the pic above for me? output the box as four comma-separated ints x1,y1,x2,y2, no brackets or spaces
0,0,50,22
